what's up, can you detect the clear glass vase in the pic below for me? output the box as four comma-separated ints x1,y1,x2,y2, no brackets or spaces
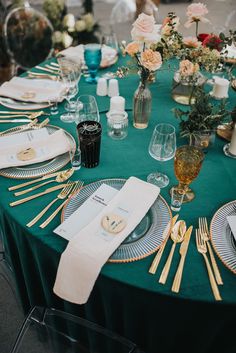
133,80,152,129
172,71,205,105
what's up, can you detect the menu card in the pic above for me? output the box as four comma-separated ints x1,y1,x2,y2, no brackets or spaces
54,184,119,241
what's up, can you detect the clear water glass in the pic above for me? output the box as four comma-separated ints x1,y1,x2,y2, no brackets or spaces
70,147,81,170
84,44,102,83
171,187,184,212
147,123,176,188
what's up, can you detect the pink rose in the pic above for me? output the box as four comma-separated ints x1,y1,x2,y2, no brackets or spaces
179,60,199,77
140,49,162,71
131,13,161,43
183,36,201,48
186,3,208,19
125,41,140,56
185,3,209,28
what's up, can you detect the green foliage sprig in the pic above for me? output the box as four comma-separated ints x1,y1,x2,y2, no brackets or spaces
173,87,230,141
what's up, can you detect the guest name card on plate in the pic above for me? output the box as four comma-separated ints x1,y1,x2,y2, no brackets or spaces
227,216,236,240
54,184,119,241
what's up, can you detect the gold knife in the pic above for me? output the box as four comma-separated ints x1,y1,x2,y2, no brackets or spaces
8,169,69,191
9,183,71,206
149,214,179,274
171,226,193,293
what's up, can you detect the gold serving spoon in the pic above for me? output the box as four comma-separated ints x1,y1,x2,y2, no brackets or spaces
14,168,74,196
159,220,186,285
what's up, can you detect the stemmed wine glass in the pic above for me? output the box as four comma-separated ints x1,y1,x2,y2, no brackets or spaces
172,145,204,202
147,123,176,188
84,44,102,83
60,72,78,123
75,95,100,124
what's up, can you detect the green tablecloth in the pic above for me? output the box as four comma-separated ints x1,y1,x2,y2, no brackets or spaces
1,58,236,353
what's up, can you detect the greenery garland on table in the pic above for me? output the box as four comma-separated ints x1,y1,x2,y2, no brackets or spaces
43,0,99,52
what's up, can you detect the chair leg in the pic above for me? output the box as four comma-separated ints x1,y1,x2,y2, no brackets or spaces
10,307,41,353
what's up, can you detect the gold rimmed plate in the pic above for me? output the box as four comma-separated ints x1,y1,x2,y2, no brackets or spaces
61,178,172,263
210,200,236,274
0,125,75,179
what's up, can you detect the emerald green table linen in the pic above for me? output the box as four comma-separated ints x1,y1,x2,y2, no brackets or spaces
0,58,236,353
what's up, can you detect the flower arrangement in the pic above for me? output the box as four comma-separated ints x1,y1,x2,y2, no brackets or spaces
118,13,162,83
43,0,100,51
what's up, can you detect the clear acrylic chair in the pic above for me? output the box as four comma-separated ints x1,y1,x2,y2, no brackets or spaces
10,306,145,353
3,3,54,70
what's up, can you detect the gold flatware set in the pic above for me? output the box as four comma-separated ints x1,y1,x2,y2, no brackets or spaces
0,118,49,136
149,214,223,300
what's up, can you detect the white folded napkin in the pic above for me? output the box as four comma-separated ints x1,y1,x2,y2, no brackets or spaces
227,215,236,241
0,128,71,169
53,176,160,304
60,44,117,68
0,77,65,103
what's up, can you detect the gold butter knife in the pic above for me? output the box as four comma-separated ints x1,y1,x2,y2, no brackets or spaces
8,169,69,191
149,214,179,275
171,226,193,293
9,183,72,206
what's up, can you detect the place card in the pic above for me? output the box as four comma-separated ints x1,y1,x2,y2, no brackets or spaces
54,184,119,241
227,215,236,240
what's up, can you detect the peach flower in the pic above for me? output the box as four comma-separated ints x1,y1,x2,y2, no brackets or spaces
131,13,161,44
185,3,209,28
125,41,140,56
183,36,201,48
179,60,199,77
140,49,162,71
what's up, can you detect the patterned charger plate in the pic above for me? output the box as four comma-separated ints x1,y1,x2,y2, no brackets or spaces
0,125,75,179
61,178,172,263
210,200,236,274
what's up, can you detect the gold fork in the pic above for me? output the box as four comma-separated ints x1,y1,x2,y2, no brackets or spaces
199,217,223,285
26,181,75,227
39,181,84,229
195,229,222,301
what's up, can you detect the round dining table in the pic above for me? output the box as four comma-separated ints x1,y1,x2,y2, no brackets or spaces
0,55,236,353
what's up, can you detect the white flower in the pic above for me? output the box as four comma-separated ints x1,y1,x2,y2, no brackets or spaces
63,14,76,32
82,13,95,32
61,32,73,48
75,20,86,32
52,31,63,43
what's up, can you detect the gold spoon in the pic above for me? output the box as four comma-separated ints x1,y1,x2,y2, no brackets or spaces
14,168,74,196
159,220,186,285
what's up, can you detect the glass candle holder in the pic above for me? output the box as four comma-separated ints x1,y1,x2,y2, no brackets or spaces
107,111,128,140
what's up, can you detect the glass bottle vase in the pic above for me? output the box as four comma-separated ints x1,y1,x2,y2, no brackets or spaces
133,80,152,129
172,71,205,105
